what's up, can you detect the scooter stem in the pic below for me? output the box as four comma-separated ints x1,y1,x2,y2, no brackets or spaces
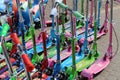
63,0,67,15
73,0,77,11
16,0,27,53
80,0,89,55
105,0,113,59
81,0,84,15
97,0,101,29
89,0,94,26
28,0,37,57
94,0,97,42
103,0,109,28
109,0,113,45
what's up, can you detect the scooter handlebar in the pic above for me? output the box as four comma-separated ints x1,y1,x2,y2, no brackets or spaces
73,11,84,19
1,23,10,37
10,33,21,45
21,54,34,72
58,2,68,9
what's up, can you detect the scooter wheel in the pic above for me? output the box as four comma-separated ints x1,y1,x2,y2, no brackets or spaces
34,18,41,29
52,38,56,44
43,67,53,75
81,75,88,80
35,62,42,70
56,72,67,80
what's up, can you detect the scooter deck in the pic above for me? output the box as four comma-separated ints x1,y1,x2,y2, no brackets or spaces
39,46,57,61
26,36,43,49
76,27,92,40
51,49,73,62
79,31,106,44
76,56,95,72
84,58,110,75
27,39,52,56
61,52,84,70
65,21,83,31
76,51,100,72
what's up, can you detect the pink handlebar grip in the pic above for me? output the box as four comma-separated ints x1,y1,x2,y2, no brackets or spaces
21,54,34,72
10,33,21,44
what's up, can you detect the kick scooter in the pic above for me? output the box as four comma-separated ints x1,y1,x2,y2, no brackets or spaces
81,0,117,80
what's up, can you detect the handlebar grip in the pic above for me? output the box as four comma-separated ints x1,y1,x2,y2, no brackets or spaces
73,11,84,19
10,33,21,44
1,23,10,36
21,54,34,72
58,2,68,9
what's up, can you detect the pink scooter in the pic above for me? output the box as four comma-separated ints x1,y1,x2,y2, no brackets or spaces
81,0,117,80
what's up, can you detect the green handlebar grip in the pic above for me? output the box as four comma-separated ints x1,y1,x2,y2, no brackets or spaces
1,23,10,37
73,11,84,19
58,2,68,9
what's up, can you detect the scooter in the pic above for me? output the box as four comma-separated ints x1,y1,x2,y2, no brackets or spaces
62,0,99,77
60,0,90,71
56,9,79,80
81,0,117,80
75,0,100,73
26,0,40,64
45,6,62,79
29,1,54,79
39,2,68,61
54,0,89,79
